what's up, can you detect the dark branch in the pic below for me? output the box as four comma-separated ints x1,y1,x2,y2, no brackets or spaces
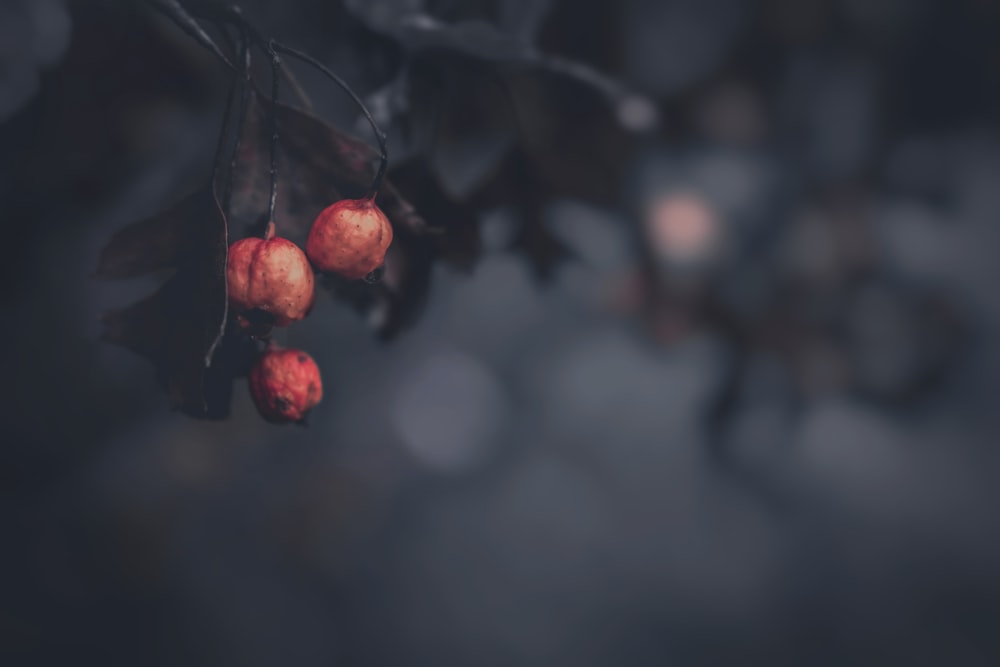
223,33,252,213
146,0,234,70
267,41,281,224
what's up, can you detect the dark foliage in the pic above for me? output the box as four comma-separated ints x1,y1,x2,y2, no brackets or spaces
96,0,645,417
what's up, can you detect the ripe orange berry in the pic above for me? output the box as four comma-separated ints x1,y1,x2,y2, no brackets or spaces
248,345,323,423
227,224,315,328
306,198,393,280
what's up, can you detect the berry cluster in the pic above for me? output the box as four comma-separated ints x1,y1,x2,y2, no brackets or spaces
227,198,392,423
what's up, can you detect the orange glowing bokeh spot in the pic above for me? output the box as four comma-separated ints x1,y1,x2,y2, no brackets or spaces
645,191,721,264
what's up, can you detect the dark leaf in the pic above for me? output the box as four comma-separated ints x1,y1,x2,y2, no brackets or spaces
500,68,636,206
324,240,434,341
371,52,636,287
374,241,434,339
95,188,209,279
98,184,233,417
389,158,482,269
344,0,640,113
414,56,517,200
343,0,647,294
225,91,441,338
229,91,426,244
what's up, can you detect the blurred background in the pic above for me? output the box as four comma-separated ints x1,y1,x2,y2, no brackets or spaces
3,0,1000,665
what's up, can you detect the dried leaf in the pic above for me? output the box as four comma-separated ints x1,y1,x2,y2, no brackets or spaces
98,184,234,417
95,188,209,279
224,92,442,339
416,57,517,201
229,91,426,244
323,240,434,341
328,159,482,339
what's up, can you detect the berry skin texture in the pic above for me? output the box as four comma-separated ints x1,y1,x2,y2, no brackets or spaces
248,346,323,423
227,228,315,328
306,198,393,280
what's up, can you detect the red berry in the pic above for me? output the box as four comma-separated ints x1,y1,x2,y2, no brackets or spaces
248,345,323,423
227,224,315,328
306,198,393,280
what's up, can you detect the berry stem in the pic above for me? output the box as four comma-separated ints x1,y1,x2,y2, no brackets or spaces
211,34,241,184
211,15,315,114
223,31,252,213
269,42,389,199
146,0,389,198
203,17,245,370
267,40,281,226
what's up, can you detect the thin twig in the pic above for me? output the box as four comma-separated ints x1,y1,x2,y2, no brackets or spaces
525,54,629,101
224,33,252,213
267,41,281,224
270,42,389,198
202,18,245,369
209,11,311,113
148,0,388,196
